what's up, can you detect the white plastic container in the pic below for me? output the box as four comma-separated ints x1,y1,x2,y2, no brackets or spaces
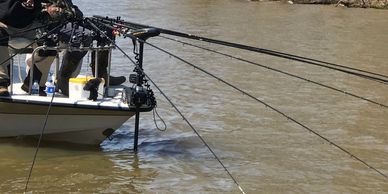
69,76,105,100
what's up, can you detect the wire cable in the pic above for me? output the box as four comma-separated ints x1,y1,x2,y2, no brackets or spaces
153,106,167,131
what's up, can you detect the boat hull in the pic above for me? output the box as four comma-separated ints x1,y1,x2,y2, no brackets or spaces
0,98,134,145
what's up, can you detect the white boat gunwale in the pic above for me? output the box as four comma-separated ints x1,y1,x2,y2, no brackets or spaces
0,96,131,112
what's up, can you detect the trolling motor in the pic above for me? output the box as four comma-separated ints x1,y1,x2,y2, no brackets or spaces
125,28,159,152
125,28,159,108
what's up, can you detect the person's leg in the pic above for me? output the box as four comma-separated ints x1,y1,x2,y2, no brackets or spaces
0,46,10,96
57,50,86,96
56,23,93,95
17,21,53,95
22,54,55,96
0,23,10,96
91,50,108,81
57,23,125,95
90,50,126,86
70,59,82,78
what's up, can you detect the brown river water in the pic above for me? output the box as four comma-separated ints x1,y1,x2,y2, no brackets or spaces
1,0,388,193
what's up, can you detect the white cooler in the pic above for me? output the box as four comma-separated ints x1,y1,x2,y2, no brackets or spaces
69,76,105,100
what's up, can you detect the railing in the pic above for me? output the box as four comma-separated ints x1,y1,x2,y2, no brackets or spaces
9,44,114,96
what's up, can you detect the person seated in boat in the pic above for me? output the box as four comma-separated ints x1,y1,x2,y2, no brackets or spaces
57,49,126,96
24,49,126,96
21,1,126,96
19,0,93,96
0,0,62,96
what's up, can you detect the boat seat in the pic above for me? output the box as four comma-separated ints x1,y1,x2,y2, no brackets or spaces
8,37,33,54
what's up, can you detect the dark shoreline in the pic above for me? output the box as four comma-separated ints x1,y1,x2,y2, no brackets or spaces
251,0,388,9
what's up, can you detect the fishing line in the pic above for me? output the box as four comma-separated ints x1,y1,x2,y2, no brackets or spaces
160,36,388,108
24,93,56,192
147,82,246,194
86,19,247,194
140,40,388,180
92,16,388,84
23,22,68,192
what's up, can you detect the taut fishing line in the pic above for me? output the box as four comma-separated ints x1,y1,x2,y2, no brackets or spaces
23,22,71,192
24,90,56,192
139,39,388,180
160,35,388,108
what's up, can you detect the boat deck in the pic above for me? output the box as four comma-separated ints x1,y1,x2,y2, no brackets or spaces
5,83,130,110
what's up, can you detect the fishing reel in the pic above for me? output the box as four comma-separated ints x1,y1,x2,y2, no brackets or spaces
35,30,59,56
88,23,116,46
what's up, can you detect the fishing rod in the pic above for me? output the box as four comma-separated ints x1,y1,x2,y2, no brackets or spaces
86,18,247,194
91,17,388,108
0,23,55,44
92,15,388,85
127,35,387,180
160,36,388,109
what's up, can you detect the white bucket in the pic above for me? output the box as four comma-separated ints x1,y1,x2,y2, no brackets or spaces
68,76,105,100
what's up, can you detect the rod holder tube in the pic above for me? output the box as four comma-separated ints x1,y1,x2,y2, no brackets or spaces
106,48,112,90
55,53,60,83
94,50,99,79
9,57,13,95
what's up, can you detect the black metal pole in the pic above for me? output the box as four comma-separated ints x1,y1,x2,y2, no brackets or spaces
138,43,144,70
133,42,144,152
133,108,140,152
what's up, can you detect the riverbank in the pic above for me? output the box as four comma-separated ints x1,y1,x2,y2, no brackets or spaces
252,0,388,9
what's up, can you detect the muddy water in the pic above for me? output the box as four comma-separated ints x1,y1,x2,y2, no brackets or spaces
1,0,388,193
